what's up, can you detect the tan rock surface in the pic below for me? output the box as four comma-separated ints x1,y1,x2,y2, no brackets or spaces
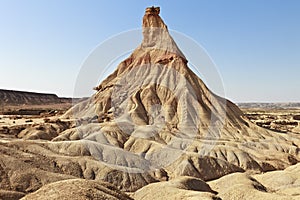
21,179,132,200
254,163,300,197
133,176,218,200
209,163,300,200
134,164,300,199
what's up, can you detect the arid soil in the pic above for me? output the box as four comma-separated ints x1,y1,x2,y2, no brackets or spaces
240,104,300,134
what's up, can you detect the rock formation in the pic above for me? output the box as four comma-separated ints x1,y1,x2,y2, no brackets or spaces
0,89,70,106
63,6,300,176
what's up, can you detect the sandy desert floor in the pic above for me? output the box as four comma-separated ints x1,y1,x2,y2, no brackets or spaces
2,104,298,136
242,107,300,134
1,104,300,200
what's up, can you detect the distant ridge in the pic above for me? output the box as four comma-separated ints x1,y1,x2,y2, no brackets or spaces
0,89,59,96
0,89,72,106
238,102,300,109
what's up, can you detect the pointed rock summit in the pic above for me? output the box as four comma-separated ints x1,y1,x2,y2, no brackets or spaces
62,6,300,187
141,6,185,59
67,7,243,140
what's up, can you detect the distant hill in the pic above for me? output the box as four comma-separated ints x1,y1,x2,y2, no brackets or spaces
0,89,72,106
237,102,300,109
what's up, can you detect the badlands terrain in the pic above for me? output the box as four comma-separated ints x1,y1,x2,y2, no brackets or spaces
0,89,75,116
1,7,300,200
239,103,300,134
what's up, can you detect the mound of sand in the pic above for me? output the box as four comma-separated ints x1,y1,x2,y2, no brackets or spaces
21,179,132,200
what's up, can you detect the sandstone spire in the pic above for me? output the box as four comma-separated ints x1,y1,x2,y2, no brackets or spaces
63,6,300,180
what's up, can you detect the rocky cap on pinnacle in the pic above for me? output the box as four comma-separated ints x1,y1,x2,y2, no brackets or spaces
145,6,160,15
143,6,166,28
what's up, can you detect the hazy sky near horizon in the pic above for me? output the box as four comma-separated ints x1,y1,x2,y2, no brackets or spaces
0,0,299,102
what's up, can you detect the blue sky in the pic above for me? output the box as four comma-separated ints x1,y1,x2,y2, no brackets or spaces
0,0,299,102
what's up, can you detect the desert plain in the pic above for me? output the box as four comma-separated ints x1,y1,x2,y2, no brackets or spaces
1,97,300,200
